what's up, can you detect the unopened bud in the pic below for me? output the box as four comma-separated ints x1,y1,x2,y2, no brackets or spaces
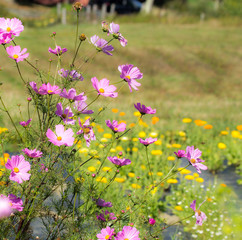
118,151,123,156
73,2,82,11
92,173,96,178
79,34,86,41
27,97,32,102
136,176,140,180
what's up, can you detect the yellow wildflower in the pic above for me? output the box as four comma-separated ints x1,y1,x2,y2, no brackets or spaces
100,138,108,143
194,119,207,126
151,150,162,156
98,128,104,133
167,156,175,161
138,131,146,138
119,112,125,116
175,206,183,211
179,131,186,137
116,146,123,151
167,179,178,184
103,133,112,139
154,139,162,145
115,177,125,183
236,125,242,131
140,164,146,170
96,177,107,183
151,116,159,125
231,130,240,138
131,183,141,189
132,138,138,142
220,131,228,136
220,183,227,187
172,143,181,148
218,143,226,149
157,172,163,176
132,147,138,152
149,132,158,138
79,148,89,153
185,175,195,180
195,177,204,183
182,118,192,123
112,108,119,113
129,123,136,128
204,124,213,130
88,166,96,172
128,172,135,178
180,169,191,175
193,173,199,178
133,111,141,117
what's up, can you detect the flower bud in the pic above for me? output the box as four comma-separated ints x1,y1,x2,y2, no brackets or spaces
79,34,86,41
73,2,82,11
149,218,156,225
118,151,123,156
27,97,32,102
92,173,96,178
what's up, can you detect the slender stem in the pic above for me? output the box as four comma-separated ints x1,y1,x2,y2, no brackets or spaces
74,11,79,59
145,146,154,185
73,192,77,221
72,41,82,67
16,62,26,84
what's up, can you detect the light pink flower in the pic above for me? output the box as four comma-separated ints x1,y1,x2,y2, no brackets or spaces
22,148,43,158
97,226,115,240
115,226,140,240
185,146,207,173
59,88,86,102
29,81,41,94
0,195,12,219
139,137,157,146
74,100,94,114
108,156,131,166
6,45,29,62
109,22,127,47
19,119,32,128
5,155,31,184
55,102,75,125
118,64,143,92
46,124,74,147
91,77,118,98
90,35,114,56
190,200,207,225
48,45,67,56
38,83,61,95
134,103,156,115
106,120,126,133
0,18,24,37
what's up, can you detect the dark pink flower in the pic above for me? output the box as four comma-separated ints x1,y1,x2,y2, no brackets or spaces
96,198,112,208
190,200,207,226
55,102,75,125
48,45,67,56
115,226,140,240
106,120,126,133
38,83,61,95
185,146,207,173
29,81,41,94
108,156,131,166
96,210,117,222
134,103,156,115
174,150,186,158
46,124,74,147
19,119,32,128
149,218,156,225
74,100,94,114
8,194,23,212
22,148,43,158
97,226,115,240
0,33,12,45
90,35,114,56
139,137,157,146
5,155,31,184
59,88,86,102
0,18,24,37
6,45,29,62
118,64,143,92
91,77,118,98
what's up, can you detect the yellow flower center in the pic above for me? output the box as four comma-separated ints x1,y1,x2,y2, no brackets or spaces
13,54,19,59
83,127,90,134
196,210,201,216
105,235,110,240
6,27,11,32
13,167,19,173
57,136,62,141
99,88,105,93
62,114,67,118
114,127,118,132
48,90,53,94
190,158,196,164
124,238,129,240
125,75,131,80
9,202,13,207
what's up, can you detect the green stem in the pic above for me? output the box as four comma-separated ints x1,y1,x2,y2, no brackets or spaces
16,62,26,84
145,146,154,185
71,41,82,67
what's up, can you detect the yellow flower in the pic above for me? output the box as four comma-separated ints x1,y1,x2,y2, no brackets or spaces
119,120,126,124
88,166,96,172
116,146,123,151
102,167,112,172
139,119,148,128
99,144,105,149
134,111,141,117
119,112,125,116
220,131,229,136
98,128,104,133
204,124,213,130
157,172,163,176
0,171,3,177
175,206,183,211
128,172,135,178
148,172,153,176
110,148,116,153
126,206,131,211
115,177,125,183
207,197,213,202
231,130,240,138
96,160,101,165
138,131,146,138
167,179,178,184
166,143,172,148
96,177,107,183
127,147,131,152
180,169,191,175
182,118,192,123
132,138,138,142
0,181,6,186
140,164,146,170
194,119,207,126
185,175,195,180
75,177,85,183
129,123,136,128
218,142,226,149
220,183,227,187
179,131,186,137
151,116,159,125
103,133,112,139
172,143,181,148
151,150,162,156
154,139,162,145
131,183,141,189
132,147,138,152
149,132,158,138
112,108,119,113
101,138,108,143
79,148,89,153
193,173,199,178
151,187,158,195
0,127,8,134
236,125,242,131
121,137,129,141
195,177,204,183
167,156,175,161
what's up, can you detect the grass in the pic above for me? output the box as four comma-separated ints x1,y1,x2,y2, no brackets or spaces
0,21,242,131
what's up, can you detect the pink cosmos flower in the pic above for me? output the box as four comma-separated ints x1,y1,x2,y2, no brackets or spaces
96,198,112,208
106,120,126,133
38,83,61,95
19,119,32,128
96,210,117,222
22,148,43,158
48,45,67,56
76,118,96,147
174,150,186,158
5,155,31,184
74,100,94,114
59,88,86,102
8,194,23,212
118,64,143,92
0,33,12,45
6,45,29,62
109,22,127,47
139,137,157,146
185,146,208,173
91,77,118,98
58,68,84,81
29,81,42,94
90,35,114,56
115,226,140,240
55,102,75,125
0,195,13,219
46,124,74,147
149,218,156,225
97,226,115,240
0,18,24,37
108,156,131,166
134,103,156,115
190,200,207,226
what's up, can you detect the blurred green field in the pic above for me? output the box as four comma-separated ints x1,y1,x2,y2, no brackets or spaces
0,22,242,130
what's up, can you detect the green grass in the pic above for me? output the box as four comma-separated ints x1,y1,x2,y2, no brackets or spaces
0,21,242,130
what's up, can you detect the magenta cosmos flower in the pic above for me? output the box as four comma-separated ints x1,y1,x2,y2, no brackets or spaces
76,118,96,147
19,118,32,128
0,33,12,45
29,81,42,94
90,35,114,56
74,100,94,114
149,218,156,225
92,77,118,98
22,148,43,158
46,124,74,147
109,22,128,47
5,155,31,184
0,18,24,37
185,146,207,173
96,198,112,208
118,64,143,92
190,200,207,226
106,120,126,133
38,83,61,95
96,210,117,222
48,45,67,56
58,68,84,81
97,226,115,240
59,88,86,102
134,103,156,115
139,137,157,146
115,226,140,240
55,102,75,125
174,150,186,158
6,45,29,63
108,156,131,166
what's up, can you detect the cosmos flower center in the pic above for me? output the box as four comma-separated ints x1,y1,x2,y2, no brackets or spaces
124,238,129,240
6,27,11,32
48,90,53,94
114,127,118,132
99,88,105,93
196,210,201,216
57,136,62,141
13,54,19,59
13,167,19,173
83,127,90,134
190,158,196,164
62,114,67,118
105,235,110,240
125,75,131,80
9,202,13,207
